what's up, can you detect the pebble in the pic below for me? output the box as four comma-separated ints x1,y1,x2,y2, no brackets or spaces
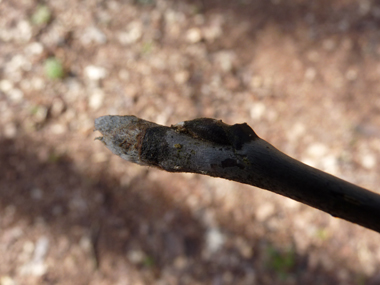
31,188,43,200
186,28,202,43
250,102,266,121
323,39,336,51
24,42,44,56
173,256,187,270
345,69,358,81
79,235,92,252
80,26,107,45
288,122,305,140
322,155,339,174
34,236,49,264
174,70,190,84
118,69,130,81
127,249,146,264
30,77,45,90
16,20,32,42
20,236,49,276
203,25,222,42
7,89,24,103
3,122,17,138
50,98,65,117
84,65,108,81
69,196,87,212
6,54,31,74
255,202,275,221
234,237,253,258
88,90,104,110
306,142,328,158
0,80,14,92
203,17,223,42
0,276,15,285
214,51,236,72
33,106,48,123
50,123,67,134
205,227,225,254
118,21,143,45
305,67,317,81
307,50,320,62
360,153,376,169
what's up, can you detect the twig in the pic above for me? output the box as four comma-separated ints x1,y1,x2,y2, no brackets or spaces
94,115,380,233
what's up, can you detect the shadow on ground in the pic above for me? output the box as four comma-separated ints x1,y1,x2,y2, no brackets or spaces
0,136,367,284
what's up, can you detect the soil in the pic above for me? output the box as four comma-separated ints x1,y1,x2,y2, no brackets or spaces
1,0,380,284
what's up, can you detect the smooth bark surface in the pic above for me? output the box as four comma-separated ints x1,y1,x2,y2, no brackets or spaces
95,115,380,233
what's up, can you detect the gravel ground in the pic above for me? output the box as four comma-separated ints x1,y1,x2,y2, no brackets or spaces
1,0,380,284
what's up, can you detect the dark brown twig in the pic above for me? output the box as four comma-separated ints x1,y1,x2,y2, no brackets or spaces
95,115,380,233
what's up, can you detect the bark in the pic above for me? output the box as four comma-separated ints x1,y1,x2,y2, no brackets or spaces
94,115,380,233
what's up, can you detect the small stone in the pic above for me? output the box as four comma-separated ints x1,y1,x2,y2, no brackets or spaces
0,276,15,285
320,155,339,175
33,106,48,123
255,202,275,221
50,123,67,134
127,249,146,264
118,69,130,81
214,51,236,72
84,65,108,81
205,227,225,253
186,28,202,43
80,26,107,45
16,20,32,42
323,39,336,51
305,67,317,81
307,50,320,62
223,272,234,283
235,237,253,258
50,98,65,116
6,54,30,74
52,205,62,215
359,1,371,15
89,90,104,110
7,89,24,103
173,256,187,270
79,236,92,252
288,122,305,139
250,102,266,121
118,21,143,45
306,143,328,158
203,17,223,42
25,42,44,56
360,153,376,169
346,69,358,81
0,80,14,92
19,236,49,276
69,196,87,212
34,236,49,261
31,188,43,200
174,70,190,84
30,77,45,90
3,122,17,138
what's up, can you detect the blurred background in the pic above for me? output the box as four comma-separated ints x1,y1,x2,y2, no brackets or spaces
1,0,380,284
